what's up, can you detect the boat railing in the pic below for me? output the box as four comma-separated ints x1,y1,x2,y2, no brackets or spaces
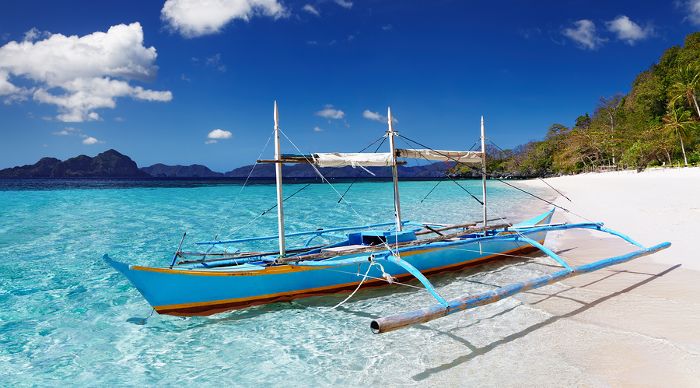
195,221,412,246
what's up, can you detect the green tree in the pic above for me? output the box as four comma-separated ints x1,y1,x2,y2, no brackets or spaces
669,64,700,119
661,105,697,166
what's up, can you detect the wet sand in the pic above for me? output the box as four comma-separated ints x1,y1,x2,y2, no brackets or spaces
433,168,700,386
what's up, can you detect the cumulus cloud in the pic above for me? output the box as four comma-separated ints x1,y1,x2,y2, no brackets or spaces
162,0,287,38
206,128,233,144
313,126,323,132
362,109,397,123
606,16,652,45
82,136,102,145
0,22,172,122
315,105,345,119
23,28,50,42
303,4,320,16
51,126,103,145
563,19,606,50
334,0,352,9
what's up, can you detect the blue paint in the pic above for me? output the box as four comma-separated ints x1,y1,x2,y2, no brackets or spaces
379,254,449,307
195,221,410,245
371,226,672,333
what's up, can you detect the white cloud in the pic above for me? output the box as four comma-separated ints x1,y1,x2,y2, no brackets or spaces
687,0,700,25
0,22,172,122
334,0,352,9
303,4,320,16
82,136,102,145
23,28,50,42
52,126,80,136
313,126,323,132
316,105,345,119
206,128,233,143
205,53,227,72
362,109,397,123
606,16,651,45
162,0,287,38
563,19,606,50
0,70,21,96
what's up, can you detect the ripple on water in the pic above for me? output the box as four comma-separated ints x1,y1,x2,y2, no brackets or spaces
0,180,556,385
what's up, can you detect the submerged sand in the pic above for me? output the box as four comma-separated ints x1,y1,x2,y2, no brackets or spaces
435,168,700,386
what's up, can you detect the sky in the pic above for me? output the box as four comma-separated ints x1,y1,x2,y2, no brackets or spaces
1,0,699,171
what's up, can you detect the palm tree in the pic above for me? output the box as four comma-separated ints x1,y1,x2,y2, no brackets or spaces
669,64,700,119
661,104,696,166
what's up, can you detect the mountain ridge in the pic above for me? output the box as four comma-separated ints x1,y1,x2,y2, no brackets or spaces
0,150,461,179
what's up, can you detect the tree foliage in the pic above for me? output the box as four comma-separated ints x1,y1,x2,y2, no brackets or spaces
457,32,700,177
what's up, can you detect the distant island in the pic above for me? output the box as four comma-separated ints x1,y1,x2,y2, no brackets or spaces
0,149,460,179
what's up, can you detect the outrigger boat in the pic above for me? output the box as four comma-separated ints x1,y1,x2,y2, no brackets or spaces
105,102,671,333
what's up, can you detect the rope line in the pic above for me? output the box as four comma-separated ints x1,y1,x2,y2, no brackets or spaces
487,139,572,203
338,135,388,203
330,262,374,309
397,133,595,223
218,130,274,240
278,129,401,258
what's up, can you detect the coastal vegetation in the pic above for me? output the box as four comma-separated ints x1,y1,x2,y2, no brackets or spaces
458,32,700,177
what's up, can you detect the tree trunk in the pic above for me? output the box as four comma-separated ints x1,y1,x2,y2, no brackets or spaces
678,130,688,166
693,93,700,120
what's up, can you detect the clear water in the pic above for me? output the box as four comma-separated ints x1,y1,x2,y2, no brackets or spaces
0,179,558,386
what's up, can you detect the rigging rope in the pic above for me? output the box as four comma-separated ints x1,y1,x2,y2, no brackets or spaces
218,130,274,240
279,129,402,258
337,135,388,203
258,183,312,216
330,262,374,309
487,139,572,203
397,133,595,223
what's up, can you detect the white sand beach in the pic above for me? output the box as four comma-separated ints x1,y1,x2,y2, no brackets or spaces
427,168,700,386
466,168,700,386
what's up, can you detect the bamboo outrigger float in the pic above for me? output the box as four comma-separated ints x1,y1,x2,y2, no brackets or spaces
105,102,671,333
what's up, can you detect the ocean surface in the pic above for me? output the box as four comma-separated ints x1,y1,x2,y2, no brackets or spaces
0,179,558,386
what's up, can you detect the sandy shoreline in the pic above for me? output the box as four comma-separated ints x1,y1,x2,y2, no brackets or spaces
432,168,700,386
516,168,700,385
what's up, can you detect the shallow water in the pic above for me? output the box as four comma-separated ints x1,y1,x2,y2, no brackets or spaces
0,179,557,386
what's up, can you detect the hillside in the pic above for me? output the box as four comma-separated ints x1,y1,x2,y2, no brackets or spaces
141,163,224,178
0,149,148,178
458,32,700,177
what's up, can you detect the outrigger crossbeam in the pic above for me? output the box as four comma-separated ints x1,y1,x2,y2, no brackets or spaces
369,223,671,333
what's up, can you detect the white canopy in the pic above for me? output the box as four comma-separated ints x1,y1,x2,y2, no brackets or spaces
397,149,483,164
312,152,393,168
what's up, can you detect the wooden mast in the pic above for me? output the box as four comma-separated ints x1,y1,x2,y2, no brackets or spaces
388,107,403,231
480,115,487,232
274,101,286,257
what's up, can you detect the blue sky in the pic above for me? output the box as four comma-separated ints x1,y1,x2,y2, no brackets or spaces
1,0,699,171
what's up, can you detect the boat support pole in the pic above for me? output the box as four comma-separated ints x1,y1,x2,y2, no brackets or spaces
512,235,573,271
371,226,671,333
480,115,487,233
377,254,449,307
169,232,187,269
274,101,286,258
387,107,403,232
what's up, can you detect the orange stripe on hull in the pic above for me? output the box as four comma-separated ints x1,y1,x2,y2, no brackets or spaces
155,243,542,316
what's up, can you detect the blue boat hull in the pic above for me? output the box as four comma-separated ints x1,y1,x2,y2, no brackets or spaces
105,210,554,316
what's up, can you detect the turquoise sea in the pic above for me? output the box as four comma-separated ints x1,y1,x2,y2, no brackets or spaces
0,179,556,386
